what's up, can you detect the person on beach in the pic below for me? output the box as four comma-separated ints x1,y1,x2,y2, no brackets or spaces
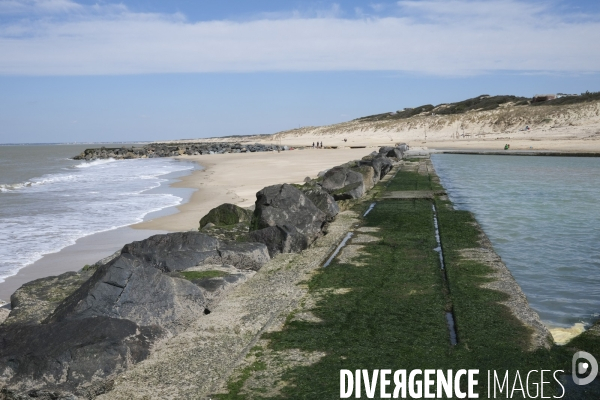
312,142,315,148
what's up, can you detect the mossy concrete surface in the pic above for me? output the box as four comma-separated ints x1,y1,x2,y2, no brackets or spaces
96,211,359,399
214,158,599,399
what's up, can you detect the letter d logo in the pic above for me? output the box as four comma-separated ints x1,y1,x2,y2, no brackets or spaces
572,351,598,385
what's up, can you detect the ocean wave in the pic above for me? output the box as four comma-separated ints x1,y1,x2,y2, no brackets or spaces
0,174,79,192
0,157,196,284
73,158,117,169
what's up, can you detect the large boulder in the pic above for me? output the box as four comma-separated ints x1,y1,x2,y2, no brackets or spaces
372,155,393,180
0,231,273,397
192,273,249,306
121,231,221,272
251,184,327,244
45,253,206,333
320,166,365,200
396,143,409,153
199,203,252,229
0,317,162,399
248,225,309,257
300,185,339,221
378,146,395,155
379,145,404,159
4,270,94,327
218,242,270,271
357,155,393,185
350,165,376,192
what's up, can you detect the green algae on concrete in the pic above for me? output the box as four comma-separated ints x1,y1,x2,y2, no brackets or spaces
216,158,600,399
180,270,230,281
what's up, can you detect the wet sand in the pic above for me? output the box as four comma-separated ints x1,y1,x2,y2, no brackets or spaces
0,148,372,302
133,148,373,232
0,227,166,302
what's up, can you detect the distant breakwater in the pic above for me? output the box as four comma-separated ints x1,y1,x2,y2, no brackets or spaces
73,142,307,160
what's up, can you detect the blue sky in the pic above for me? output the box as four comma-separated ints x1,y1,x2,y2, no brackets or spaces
1,1,599,143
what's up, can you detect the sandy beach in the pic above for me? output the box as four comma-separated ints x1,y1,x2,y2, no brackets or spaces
0,227,167,302
2,136,598,303
2,127,599,304
0,148,373,302
133,148,375,232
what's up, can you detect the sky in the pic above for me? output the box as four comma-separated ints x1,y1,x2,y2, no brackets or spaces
1,0,600,143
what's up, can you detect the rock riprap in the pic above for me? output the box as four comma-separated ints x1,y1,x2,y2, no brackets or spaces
0,232,270,398
320,166,366,200
299,184,339,221
73,142,294,160
0,145,406,398
248,184,327,256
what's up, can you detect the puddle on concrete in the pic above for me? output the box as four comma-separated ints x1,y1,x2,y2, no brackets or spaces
446,312,458,346
323,232,354,267
432,203,458,345
432,204,445,270
363,202,376,217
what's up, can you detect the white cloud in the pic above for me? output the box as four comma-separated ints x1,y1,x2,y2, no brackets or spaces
0,0,599,76
0,0,82,14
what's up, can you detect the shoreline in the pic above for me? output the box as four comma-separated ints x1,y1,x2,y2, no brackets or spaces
2,147,599,396
0,148,374,302
1,146,595,339
0,161,198,303
132,148,376,231
0,227,167,302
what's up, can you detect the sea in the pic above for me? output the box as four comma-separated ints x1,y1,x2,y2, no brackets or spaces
0,144,196,285
431,154,600,329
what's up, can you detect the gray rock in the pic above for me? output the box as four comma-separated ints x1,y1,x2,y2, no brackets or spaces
0,303,8,325
0,317,162,399
191,273,249,307
199,203,253,229
389,147,404,159
45,253,206,333
122,231,221,272
371,155,393,179
350,165,376,191
4,270,94,327
300,185,339,221
251,184,327,245
317,169,329,178
379,145,403,159
320,166,365,200
218,242,270,271
201,222,216,230
248,225,309,257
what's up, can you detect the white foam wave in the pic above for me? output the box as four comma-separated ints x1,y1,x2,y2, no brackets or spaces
74,158,117,168
0,157,195,284
0,174,79,192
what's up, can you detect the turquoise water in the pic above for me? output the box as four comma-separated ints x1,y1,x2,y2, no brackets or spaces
431,154,600,328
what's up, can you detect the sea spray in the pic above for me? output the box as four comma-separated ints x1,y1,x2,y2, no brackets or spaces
0,151,195,284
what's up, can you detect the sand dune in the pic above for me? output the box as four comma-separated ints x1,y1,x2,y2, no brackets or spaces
168,100,600,152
